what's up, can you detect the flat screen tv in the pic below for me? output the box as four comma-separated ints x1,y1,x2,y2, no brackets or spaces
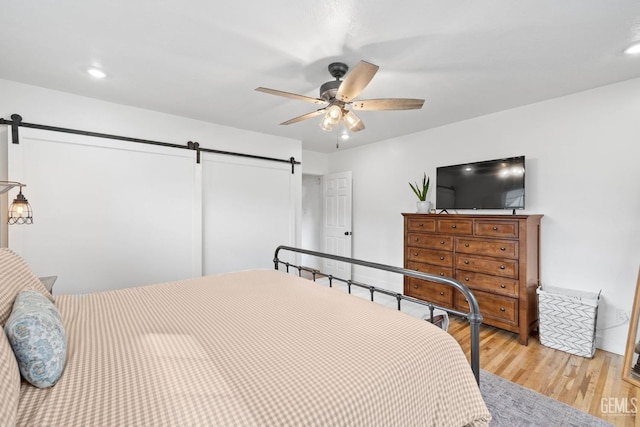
436,156,525,210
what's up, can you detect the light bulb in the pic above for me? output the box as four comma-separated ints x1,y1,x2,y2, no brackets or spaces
87,68,107,79
624,43,640,55
320,115,336,131
326,105,342,125
327,105,341,119
343,110,363,131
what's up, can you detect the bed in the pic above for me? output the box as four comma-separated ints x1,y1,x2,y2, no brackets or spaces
1,247,491,426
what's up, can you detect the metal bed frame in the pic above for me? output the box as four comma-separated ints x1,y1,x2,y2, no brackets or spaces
273,245,483,384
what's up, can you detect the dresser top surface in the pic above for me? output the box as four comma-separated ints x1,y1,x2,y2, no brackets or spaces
402,213,543,220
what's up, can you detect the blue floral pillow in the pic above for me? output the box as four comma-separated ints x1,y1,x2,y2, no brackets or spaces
4,290,66,388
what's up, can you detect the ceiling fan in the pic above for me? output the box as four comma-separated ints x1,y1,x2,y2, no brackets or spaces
256,60,425,133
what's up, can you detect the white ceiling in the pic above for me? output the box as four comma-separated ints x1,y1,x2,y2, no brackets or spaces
1,1,639,153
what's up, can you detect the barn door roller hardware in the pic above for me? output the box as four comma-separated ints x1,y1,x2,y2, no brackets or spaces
0,114,301,173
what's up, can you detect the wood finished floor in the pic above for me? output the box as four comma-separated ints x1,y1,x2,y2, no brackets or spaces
447,316,638,426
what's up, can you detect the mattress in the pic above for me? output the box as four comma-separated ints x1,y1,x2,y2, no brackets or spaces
16,269,490,426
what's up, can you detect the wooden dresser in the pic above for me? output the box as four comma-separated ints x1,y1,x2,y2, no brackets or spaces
402,213,542,345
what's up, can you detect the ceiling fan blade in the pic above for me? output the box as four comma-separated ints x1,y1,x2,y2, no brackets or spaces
256,87,325,105
280,109,327,125
351,98,425,111
335,61,379,102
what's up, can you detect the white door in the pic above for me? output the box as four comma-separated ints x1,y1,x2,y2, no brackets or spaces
322,171,352,279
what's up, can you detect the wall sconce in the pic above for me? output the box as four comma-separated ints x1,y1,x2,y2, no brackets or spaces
0,181,33,225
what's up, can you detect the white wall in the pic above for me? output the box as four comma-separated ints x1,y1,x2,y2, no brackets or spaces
300,150,329,269
301,150,329,176
324,77,640,355
0,79,302,293
0,127,7,247
301,174,323,270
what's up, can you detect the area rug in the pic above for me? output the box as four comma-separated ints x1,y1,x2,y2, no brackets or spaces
480,370,614,426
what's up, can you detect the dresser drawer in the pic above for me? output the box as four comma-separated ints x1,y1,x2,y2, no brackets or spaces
437,219,473,235
455,254,518,278
407,217,436,233
474,220,519,238
455,237,519,259
406,278,454,307
407,261,453,279
456,290,518,325
407,233,453,250
408,248,453,267
455,270,518,297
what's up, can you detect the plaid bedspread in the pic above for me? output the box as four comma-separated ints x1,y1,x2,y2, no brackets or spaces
17,269,490,426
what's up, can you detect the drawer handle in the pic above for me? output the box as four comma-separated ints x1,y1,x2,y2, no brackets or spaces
439,256,444,260
500,284,506,288
439,291,445,296
493,226,498,231
413,284,419,289
414,268,419,271
414,252,419,256
464,260,470,264
440,273,445,276
464,243,470,247
499,265,506,270
419,223,424,227
464,277,470,281
500,247,506,251
414,238,419,242
451,224,457,229
440,240,445,245
500,307,506,312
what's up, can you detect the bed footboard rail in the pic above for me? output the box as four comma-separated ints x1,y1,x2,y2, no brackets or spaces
273,245,482,384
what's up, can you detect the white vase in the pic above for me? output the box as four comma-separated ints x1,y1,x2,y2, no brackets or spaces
416,200,431,213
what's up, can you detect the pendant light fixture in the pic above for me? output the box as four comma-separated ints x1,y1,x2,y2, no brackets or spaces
319,105,365,133
0,181,33,225
319,104,343,131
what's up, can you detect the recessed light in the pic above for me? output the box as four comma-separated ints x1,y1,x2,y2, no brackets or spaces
87,68,107,79
624,43,640,55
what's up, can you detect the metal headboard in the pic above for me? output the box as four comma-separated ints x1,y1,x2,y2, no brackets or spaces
273,245,482,384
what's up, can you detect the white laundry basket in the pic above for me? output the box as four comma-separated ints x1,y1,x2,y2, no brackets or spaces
537,286,601,358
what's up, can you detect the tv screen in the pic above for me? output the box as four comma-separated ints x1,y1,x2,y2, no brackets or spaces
436,156,525,210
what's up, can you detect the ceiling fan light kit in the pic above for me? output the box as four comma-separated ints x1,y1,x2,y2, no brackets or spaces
343,110,363,132
320,114,338,131
256,60,425,142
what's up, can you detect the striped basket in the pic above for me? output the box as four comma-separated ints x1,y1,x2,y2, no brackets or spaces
537,286,601,358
